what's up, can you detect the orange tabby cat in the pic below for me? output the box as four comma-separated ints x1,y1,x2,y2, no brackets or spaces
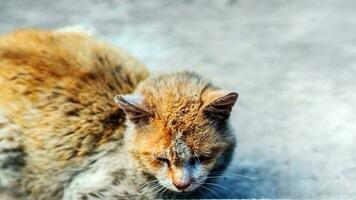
0,29,238,199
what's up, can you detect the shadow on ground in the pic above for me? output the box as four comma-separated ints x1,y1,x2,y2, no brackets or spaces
159,156,282,199
220,160,279,198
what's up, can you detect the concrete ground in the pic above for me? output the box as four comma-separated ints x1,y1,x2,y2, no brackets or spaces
1,0,356,198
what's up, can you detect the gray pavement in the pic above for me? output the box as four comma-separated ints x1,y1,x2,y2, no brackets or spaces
1,0,356,198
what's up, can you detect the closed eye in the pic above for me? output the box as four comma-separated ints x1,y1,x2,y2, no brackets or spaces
197,155,212,162
189,155,213,165
157,157,170,165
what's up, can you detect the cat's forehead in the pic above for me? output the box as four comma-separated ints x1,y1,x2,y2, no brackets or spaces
139,72,211,116
134,72,232,157
169,131,192,164
148,92,203,120
153,117,219,157
162,126,223,166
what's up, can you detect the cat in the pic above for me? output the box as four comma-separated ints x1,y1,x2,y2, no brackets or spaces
0,29,238,199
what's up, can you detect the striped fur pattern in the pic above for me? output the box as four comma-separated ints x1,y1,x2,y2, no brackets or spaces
0,112,24,191
115,72,238,197
0,30,148,199
0,29,238,199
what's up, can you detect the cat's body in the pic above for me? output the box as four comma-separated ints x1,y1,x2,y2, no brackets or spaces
0,30,238,200
0,30,149,199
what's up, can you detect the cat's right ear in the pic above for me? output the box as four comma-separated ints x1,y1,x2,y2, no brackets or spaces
201,90,239,121
114,94,152,125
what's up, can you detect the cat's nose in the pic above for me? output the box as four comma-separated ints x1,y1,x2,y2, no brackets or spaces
173,180,192,190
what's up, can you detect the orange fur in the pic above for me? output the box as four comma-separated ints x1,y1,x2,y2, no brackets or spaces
0,29,148,199
0,29,238,199
118,72,237,193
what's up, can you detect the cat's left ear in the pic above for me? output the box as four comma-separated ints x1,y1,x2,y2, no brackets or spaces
202,90,239,120
114,94,152,125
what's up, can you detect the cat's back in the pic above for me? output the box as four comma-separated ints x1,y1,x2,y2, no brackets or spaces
0,29,148,127
0,29,147,109
0,29,148,199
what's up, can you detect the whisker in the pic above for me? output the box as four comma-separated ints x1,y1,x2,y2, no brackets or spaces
201,185,223,199
204,182,231,194
138,179,159,191
148,184,162,193
153,186,165,198
209,171,261,180
141,182,161,197
138,180,157,190
156,187,166,198
150,189,161,197
159,187,169,198
206,175,259,182
194,151,201,165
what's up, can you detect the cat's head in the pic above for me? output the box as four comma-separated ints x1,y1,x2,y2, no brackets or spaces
114,72,238,193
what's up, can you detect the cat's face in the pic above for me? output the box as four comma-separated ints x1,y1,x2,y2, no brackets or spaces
115,72,238,193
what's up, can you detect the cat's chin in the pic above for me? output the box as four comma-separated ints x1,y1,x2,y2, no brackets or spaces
157,180,203,193
156,186,204,199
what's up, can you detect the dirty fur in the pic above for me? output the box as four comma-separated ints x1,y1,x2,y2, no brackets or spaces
0,29,238,199
0,29,148,199
116,72,238,198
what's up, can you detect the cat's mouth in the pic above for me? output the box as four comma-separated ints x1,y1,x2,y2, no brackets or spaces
157,177,205,194
155,181,209,199
173,181,198,192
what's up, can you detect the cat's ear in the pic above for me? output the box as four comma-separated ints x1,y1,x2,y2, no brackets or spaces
202,90,239,120
114,94,152,125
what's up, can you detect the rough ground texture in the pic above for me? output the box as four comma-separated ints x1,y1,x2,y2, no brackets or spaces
1,0,355,198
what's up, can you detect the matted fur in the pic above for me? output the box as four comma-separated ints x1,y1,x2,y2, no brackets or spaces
116,72,238,197
0,30,238,199
0,30,148,199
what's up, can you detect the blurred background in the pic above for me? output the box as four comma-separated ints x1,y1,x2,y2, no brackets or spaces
1,0,356,198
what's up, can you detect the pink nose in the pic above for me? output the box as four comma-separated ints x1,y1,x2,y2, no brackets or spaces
173,181,192,190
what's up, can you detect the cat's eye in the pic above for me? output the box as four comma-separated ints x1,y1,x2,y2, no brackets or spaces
157,157,170,165
189,155,213,165
198,155,212,162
